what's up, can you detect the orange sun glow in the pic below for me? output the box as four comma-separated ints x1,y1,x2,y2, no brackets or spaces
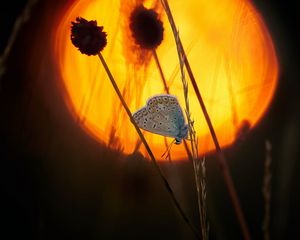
54,0,278,161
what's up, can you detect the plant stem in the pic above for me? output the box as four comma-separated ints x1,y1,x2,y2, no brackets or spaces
76,64,99,125
152,50,169,93
0,0,39,82
152,50,172,161
173,22,208,239
152,49,193,162
98,52,200,239
153,47,206,237
161,1,251,239
262,140,272,240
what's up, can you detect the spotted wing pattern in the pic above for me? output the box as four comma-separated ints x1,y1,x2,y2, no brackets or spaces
133,94,185,139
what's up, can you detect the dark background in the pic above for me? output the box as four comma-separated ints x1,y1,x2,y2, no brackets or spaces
0,0,299,239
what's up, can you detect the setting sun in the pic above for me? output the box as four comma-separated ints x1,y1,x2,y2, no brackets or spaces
54,0,278,161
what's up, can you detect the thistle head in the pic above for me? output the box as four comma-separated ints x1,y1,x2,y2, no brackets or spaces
71,17,107,55
129,5,164,49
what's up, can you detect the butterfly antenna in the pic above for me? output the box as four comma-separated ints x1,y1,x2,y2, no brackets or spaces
161,139,176,159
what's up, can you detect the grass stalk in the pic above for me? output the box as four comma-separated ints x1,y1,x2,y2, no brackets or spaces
152,50,172,161
76,64,99,125
152,50,169,93
98,52,200,239
173,20,209,239
160,0,250,239
262,140,272,240
0,0,39,82
152,49,193,162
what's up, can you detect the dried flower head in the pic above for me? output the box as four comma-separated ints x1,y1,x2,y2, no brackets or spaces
129,5,164,49
71,17,107,55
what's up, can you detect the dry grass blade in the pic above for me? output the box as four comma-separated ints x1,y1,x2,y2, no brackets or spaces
160,1,251,239
151,49,193,162
160,0,209,236
98,52,200,239
175,22,209,240
262,140,272,240
200,157,209,239
0,0,39,82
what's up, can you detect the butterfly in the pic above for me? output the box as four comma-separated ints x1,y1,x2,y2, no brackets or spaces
132,94,188,144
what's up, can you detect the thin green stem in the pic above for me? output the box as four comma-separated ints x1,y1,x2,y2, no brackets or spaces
98,52,200,239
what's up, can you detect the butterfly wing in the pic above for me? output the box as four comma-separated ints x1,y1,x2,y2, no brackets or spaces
133,94,185,138
132,107,179,138
148,94,186,123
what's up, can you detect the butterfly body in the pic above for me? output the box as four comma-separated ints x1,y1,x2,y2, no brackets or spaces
133,94,188,144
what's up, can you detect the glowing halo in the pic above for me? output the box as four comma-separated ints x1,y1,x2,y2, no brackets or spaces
54,0,278,161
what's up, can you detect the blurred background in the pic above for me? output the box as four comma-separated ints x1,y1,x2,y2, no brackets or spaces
0,0,299,239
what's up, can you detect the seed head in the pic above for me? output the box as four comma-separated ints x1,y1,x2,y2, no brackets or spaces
129,5,164,49
71,17,107,55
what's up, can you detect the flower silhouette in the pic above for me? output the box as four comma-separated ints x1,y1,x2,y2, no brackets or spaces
130,5,164,49
71,17,107,55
